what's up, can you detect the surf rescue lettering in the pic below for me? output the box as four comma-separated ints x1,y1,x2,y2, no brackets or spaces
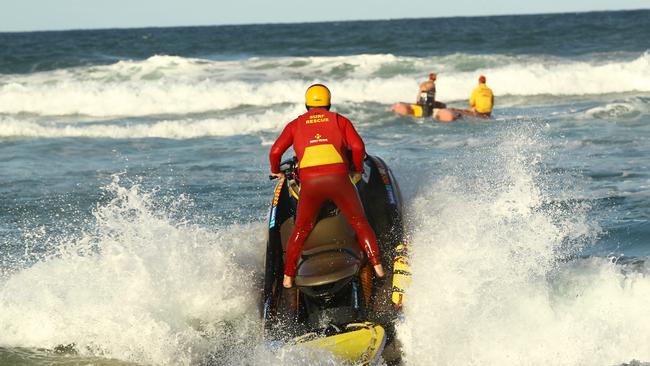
305,114,329,124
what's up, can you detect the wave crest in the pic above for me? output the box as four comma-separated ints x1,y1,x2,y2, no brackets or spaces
1,53,649,117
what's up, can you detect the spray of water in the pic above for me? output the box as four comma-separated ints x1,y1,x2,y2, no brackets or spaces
0,175,258,364
0,175,359,365
398,124,650,365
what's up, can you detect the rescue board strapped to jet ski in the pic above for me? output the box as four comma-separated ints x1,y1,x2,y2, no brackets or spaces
261,154,411,365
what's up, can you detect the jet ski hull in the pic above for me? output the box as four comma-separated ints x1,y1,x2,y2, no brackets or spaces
292,322,386,365
261,154,409,364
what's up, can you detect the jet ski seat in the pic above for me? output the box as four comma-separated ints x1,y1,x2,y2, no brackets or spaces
280,212,364,287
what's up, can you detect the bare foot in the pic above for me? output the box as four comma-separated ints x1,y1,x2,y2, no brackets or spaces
373,264,385,278
283,275,294,288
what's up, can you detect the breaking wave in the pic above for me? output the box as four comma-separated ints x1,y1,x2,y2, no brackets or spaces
1,52,649,117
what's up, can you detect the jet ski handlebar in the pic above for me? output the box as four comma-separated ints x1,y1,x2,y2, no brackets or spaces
269,157,299,180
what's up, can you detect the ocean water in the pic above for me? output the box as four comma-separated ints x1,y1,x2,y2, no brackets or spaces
1,9,649,366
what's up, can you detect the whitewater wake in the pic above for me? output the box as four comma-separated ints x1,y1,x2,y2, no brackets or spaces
0,176,349,365
398,124,650,365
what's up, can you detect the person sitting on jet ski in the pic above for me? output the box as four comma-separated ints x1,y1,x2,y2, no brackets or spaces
391,72,458,121
269,84,385,289
468,75,494,118
416,72,447,117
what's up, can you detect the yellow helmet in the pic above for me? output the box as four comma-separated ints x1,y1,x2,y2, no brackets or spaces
305,84,331,108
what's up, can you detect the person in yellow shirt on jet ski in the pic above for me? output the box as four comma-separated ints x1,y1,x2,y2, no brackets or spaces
469,75,494,118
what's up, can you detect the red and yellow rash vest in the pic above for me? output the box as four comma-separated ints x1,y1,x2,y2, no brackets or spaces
270,108,365,180
470,83,494,114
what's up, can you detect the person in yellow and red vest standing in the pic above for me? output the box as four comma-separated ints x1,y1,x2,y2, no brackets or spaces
469,75,494,118
269,84,385,288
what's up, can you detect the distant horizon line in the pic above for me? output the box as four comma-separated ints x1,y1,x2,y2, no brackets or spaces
1,7,647,34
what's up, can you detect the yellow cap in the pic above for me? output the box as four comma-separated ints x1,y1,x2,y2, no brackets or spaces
305,84,331,107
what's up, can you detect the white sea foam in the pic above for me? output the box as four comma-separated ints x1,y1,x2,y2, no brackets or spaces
1,53,649,118
583,101,645,119
0,176,342,365
397,125,650,365
0,106,303,139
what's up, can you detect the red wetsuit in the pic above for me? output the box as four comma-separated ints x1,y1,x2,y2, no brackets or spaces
269,108,381,277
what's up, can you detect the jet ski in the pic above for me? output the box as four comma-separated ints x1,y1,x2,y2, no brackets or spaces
391,102,460,122
261,154,410,365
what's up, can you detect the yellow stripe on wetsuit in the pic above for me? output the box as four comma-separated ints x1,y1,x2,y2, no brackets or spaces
299,144,344,169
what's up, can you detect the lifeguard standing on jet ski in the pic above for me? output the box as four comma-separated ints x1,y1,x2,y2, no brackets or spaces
269,84,385,289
